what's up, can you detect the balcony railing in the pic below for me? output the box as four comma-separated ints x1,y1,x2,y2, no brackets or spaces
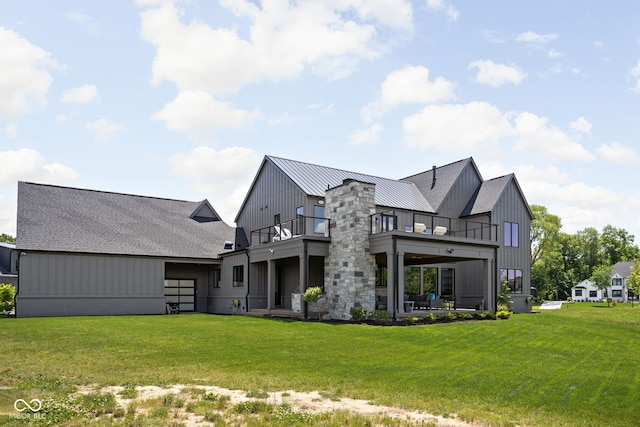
250,215,331,246
370,210,498,242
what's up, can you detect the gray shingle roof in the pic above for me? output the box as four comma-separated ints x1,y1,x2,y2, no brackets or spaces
460,174,513,217
17,182,235,258
612,261,634,278
402,158,475,212
268,156,435,213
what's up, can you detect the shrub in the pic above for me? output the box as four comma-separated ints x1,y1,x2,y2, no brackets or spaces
496,310,511,319
350,306,368,322
456,312,471,320
422,313,436,323
437,312,456,322
0,283,15,313
370,310,390,325
473,311,488,320
304,286,324,321
405,316,419,325
233,400,273,414
485,311,497,320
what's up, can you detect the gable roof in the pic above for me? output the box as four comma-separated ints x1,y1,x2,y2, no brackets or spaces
402,158,478,212
17,182,235,259
612,261,634,278
460,174,534,219
266,156,435,213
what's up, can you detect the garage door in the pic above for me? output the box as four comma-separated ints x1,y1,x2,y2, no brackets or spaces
164,279,195,312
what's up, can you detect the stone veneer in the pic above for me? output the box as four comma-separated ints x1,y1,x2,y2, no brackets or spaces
323,179,377,319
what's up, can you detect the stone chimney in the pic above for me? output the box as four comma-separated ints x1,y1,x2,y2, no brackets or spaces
323,179,377,319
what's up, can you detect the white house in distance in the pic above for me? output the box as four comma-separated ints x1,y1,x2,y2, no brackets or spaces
571,261,634,302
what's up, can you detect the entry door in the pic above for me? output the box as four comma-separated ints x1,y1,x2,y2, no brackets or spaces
164,279,196,312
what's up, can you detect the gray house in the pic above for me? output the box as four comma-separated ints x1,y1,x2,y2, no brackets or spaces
15,182,235,317
14,155,533,317
229,156,533,318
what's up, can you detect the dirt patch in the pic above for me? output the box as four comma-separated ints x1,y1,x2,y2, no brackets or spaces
74,384,479,426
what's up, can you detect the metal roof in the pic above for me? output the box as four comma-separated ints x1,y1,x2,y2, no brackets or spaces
17,182,236,258
268,156,435,213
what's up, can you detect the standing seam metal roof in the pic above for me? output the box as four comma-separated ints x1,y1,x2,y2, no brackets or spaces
268,156,435,213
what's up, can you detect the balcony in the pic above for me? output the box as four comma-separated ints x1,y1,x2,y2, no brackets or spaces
250,215,331,246
370,210,498,242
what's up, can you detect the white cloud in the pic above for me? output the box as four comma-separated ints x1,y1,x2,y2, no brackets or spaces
516,31,558,44
153,90,262,142
569,116,592,134
0,148,78,186
63,11,100,35
361,65,455,122
350,123,383,145
426,0,459,22
514,112,596,162
0,27,59,119
403,102,595,163
169,145,260,196
139,0,412,95
167,145,263,225
86,118,125,141
597,141,640,164
61,84,99,104
547,49,563,58
403,101,513,151
468,60,526,87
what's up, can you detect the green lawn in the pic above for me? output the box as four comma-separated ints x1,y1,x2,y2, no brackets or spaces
1,304,639,426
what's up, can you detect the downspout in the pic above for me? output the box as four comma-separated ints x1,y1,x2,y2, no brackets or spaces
14,250,21,318
392,235,398,322
244,251,250,314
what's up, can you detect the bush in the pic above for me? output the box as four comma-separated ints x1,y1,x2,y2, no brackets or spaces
422,313,436,323
456,312,471,320
370,310,390,325
303,286,324,303
437,312,456,322
496,310,511,319
0,283,15,313
405,316,419,325
350,306,368,322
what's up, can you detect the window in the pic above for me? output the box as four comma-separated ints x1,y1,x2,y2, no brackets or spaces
274,213,281,225
233,265,244,287
164,279,195,312
212,269,221,288
612,278,622,287
575,289,583,297
441,268,455,296
314,205,326,234
589,290,597,298
500,268,523,293
612,289,623,298
504,222,519,247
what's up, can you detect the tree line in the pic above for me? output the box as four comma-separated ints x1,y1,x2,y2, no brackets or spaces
530,205,640,300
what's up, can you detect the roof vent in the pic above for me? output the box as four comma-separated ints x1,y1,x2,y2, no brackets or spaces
224,241,233,250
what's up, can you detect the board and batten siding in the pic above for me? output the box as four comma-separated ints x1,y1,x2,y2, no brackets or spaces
438,165,482,218
16,252,165,317
237,161,307,236
493,180,532,312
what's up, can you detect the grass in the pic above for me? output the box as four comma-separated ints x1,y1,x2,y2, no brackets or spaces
1,303,639,426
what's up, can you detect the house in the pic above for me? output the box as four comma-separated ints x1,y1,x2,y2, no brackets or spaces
227,155,533,318
571,261,634,302
15,182,235,317
14,155,533,318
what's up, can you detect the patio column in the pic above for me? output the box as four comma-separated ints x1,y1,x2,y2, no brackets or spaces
398,252,406,313
483,259,494,312
267,259,274,309
386,251,395,317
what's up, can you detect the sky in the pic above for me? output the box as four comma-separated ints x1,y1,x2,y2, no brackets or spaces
1,0,640,243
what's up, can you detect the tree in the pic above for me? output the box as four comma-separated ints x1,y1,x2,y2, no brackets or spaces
0,233,15,244
590,264,613,306
530,205,562,267
600,225,639,265
628,260,640,307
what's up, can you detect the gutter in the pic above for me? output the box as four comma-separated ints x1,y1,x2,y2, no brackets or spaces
392,235,398,322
